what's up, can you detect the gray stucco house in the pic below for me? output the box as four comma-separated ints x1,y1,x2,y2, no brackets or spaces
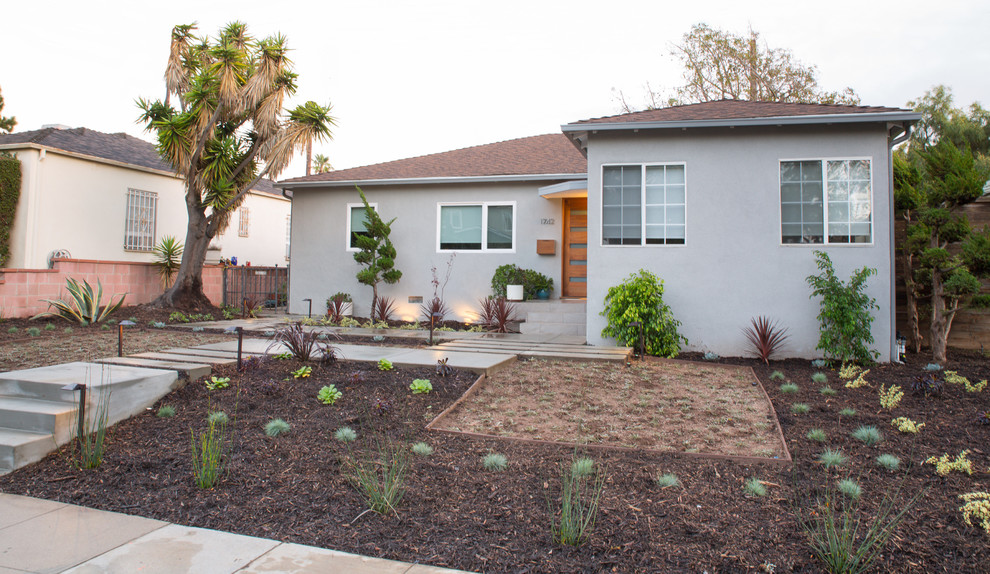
279,100,920,361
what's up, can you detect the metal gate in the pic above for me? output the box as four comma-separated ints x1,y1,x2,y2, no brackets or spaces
222,266,289,312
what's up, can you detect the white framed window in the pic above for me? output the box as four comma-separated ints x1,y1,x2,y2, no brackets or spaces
285,215,291,260
347,203,379,251
602,164,686,246
780,158,872,244
124,188,157,251
437,202,515,252
238,207,250,237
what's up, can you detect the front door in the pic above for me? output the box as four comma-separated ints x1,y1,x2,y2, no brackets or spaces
562,198,587,298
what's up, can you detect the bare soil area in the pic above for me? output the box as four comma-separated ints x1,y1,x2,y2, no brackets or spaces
434,358,786,458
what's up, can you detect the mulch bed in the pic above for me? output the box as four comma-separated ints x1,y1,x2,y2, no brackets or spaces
2,350,989,573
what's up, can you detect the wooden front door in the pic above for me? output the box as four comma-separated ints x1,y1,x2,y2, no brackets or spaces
562,198,588,298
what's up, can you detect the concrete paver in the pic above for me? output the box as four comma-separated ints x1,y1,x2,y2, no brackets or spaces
95,357,211,381
0,493,64,529
238,543,409,574
62,524,279,574
131,351,236,366
0,498,165,574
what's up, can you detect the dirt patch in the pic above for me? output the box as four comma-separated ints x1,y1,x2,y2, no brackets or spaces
432,358,786,459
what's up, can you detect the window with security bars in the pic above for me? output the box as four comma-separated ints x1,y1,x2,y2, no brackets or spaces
124,189,157,251
780,159,872,244
238,207,250,237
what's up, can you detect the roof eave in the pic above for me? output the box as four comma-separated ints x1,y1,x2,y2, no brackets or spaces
277,172,588,190
561,111,922,133
0,142,178,178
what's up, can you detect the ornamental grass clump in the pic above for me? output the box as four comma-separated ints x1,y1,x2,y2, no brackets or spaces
839,408,857,417
348,441,409,515
806,428,827,443
190,417,226,489
838,479,862,500
156,405,176,418
875,454,901,471
655,472,680,488
780,382,799,394
851,425,883,446
71,385,112,470
600,269,686,358
820,386,838,397
334,426,357,443
411,442,433,456
206,411,229,426
571,456,595,478
769,370,786,381
812,372,828,384
482,452,508,471
744,477,767,497
264,419,291,437
819,448,848,469
791,403,810,414
549,456,607,546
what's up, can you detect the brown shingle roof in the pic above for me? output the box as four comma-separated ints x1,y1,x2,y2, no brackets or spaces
281,133,587,185
0,126,282,197
570,99,912,125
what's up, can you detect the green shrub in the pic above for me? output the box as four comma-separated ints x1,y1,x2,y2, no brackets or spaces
600,269,686,358
780,382,799,394
744,477,767,497
490,264,554,300
482,452,508,471
806,428,827,443
791,403,810,414
264,418,291,437
969,293,990,309
806,251,879,364
156,405,176,418
334,426,357,442
655,472,680,488
851,425,883,446
875,454,900,471
0,156,21,267
411,442,433,456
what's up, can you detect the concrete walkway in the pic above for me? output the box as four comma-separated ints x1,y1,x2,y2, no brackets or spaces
0,493,473,574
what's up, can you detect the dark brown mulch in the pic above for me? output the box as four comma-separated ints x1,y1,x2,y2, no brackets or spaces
2,351,989,573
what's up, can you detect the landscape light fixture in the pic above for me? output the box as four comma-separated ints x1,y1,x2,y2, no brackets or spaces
225,325,244,369
61,383,87,444
117,320,136,357
429,312,443,346
302,298,313,318
628,321,644,360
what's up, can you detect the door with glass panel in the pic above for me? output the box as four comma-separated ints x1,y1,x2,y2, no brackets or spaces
562,198,587,298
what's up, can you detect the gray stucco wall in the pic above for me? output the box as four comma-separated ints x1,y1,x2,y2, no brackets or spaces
584,124,894,361
289,182,565,323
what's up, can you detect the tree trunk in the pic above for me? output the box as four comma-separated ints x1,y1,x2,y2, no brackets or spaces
902,251,922,353
305,139,312,176
151,204,214,310
930,270,948,363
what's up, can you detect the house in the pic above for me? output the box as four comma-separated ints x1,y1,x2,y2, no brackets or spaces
0,126,291,270
279,101,921,361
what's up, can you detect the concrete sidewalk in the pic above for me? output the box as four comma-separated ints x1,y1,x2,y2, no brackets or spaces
0,493,474,574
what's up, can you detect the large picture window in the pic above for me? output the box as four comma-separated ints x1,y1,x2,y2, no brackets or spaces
437,202,514,252
780,159,872,244
602,164,686,245
124,188,157,251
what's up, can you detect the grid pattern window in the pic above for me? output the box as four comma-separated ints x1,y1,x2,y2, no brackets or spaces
603,164,685,245
348,204,377,250
124,189,157,251
438,203,514,251
238,207,250,237
780,159,871,244
285,215,291,260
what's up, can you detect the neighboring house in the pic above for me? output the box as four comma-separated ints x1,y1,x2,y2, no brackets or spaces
0,126,291,270
279,101,921,361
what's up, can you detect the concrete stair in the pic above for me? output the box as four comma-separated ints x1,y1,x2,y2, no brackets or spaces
516,300,587,337
0,362,181,475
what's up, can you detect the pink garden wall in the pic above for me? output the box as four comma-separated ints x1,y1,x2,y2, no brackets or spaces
0,259,223,319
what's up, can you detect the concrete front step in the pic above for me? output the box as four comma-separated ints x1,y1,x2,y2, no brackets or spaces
515,300,587,337
0,396,77,444
0,428,54,475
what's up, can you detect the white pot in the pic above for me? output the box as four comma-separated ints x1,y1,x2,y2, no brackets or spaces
506,284,524,301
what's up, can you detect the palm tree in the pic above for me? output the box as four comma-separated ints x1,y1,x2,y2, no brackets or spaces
138,22,336,307
313,153,333,173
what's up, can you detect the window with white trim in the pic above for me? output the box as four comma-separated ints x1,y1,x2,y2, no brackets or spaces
238,207,250,237
437,202,514,252
780,159,872,244
285,215,291,260
347,203,377,251
602,164,686,245
124,189,157,251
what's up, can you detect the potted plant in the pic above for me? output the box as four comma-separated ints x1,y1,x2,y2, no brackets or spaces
528,271,554,300
506,266,525,301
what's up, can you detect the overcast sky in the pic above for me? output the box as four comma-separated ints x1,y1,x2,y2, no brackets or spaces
2,0,987,178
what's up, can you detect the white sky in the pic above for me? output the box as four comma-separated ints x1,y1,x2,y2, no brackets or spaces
2,0,987,179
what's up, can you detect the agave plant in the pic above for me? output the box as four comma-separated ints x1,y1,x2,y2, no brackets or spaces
33,278,126,325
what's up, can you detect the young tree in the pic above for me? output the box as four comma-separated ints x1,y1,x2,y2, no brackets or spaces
617,23,860,112
0,86,16,133
352,188,401,320
894,86,990,362
137,22,335,308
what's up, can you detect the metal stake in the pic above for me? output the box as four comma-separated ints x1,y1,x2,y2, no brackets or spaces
303,298,312,318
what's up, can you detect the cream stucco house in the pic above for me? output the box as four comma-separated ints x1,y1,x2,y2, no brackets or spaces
0,126,291,269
